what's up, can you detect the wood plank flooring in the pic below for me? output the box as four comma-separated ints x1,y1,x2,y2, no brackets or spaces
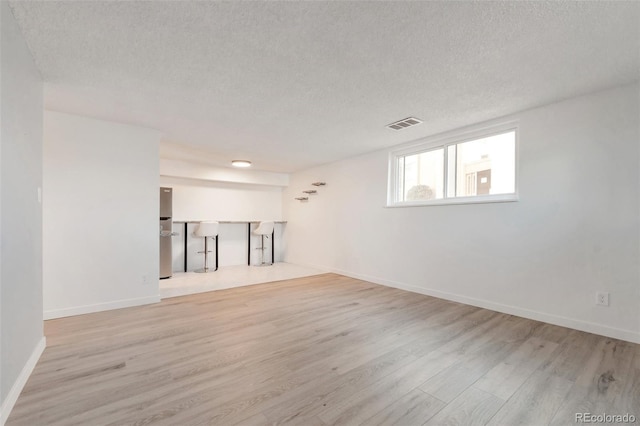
7,273,640,425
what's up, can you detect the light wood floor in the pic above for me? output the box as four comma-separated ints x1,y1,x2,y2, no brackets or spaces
8,274,639,425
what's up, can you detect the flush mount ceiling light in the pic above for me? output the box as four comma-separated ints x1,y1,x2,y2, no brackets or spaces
386,117,423,130
231,160,252,168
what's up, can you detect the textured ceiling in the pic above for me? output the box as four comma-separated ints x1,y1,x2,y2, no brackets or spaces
9,1,640,173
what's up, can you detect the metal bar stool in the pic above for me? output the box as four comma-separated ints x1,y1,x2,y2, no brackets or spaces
194,221,219,273
253,221,274,266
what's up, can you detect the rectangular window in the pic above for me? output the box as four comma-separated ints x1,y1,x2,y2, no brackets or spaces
388,123,517,206
396,148,444,202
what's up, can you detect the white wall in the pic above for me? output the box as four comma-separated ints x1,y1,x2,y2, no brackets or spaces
43,111,161,319
0,2,45,422
284,83,640,343
161,176,283,222
160,176,285,268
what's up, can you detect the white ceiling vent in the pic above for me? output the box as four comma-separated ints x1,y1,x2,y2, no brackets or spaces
386,117,423,131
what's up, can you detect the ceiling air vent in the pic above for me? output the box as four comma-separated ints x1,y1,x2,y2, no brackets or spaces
386,117,423,131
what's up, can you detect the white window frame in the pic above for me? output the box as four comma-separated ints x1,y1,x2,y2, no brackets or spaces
387,120,519,207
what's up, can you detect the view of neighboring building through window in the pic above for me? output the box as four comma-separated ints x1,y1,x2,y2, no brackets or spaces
390,126,517,205
452,131,516,197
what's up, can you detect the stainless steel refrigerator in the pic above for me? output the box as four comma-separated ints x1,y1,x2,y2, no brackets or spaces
159,187,173,279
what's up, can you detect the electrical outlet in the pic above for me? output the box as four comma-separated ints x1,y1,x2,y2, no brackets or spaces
596,291,609,306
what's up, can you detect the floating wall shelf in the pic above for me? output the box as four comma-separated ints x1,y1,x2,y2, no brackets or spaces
311,182,326,186
295,197,309,201
302,190,317,194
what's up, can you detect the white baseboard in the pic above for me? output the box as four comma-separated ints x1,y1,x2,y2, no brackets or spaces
43,295,160,320
1,336,46,426
297,262,640,344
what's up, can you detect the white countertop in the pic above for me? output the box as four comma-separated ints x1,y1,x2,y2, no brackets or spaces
172,220,287,224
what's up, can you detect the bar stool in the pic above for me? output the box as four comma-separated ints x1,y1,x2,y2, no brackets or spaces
253,221,274,266
194,221,219,273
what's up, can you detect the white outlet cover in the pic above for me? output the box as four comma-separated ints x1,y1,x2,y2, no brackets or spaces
596,292,610,306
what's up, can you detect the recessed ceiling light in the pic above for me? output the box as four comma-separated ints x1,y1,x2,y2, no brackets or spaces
231,160,252,168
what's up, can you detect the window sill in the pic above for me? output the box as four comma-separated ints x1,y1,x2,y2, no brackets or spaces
385,193,519,208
